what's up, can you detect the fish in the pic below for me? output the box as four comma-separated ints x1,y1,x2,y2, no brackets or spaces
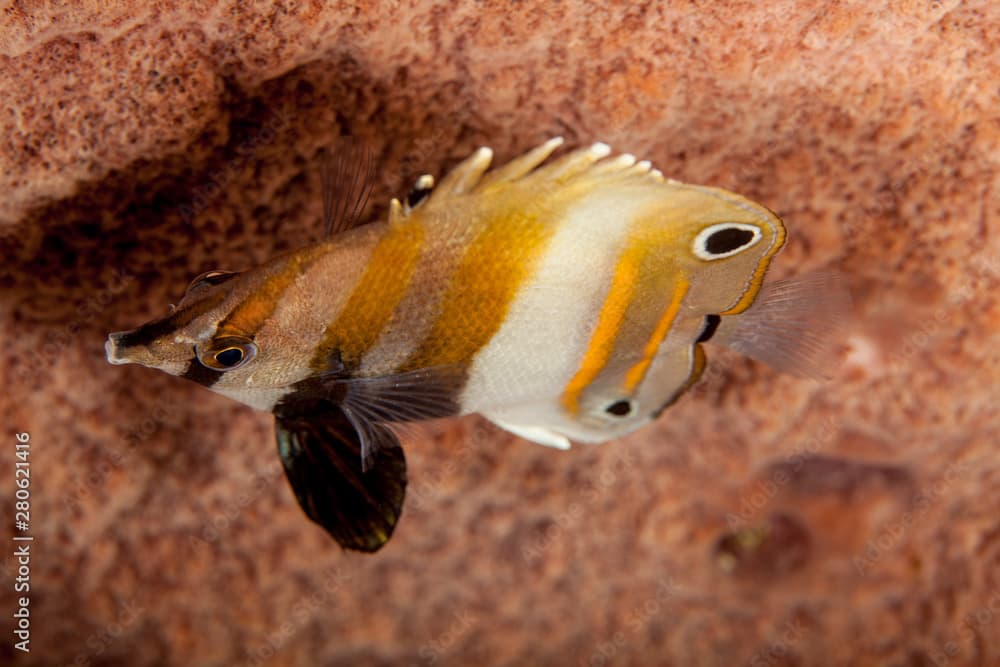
105,137,850,552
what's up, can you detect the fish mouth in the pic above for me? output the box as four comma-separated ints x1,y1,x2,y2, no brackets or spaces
105,331,134,365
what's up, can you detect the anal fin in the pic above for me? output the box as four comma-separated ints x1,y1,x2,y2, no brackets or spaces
487,417,572,450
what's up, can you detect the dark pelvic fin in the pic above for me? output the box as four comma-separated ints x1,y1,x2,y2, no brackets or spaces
300,365,464,471
274,397,406,552
321,138,376,238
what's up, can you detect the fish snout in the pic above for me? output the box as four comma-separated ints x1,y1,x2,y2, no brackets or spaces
105,331,135,365
105,328,192,375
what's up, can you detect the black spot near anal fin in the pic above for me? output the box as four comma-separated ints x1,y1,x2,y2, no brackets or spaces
605,399,633,417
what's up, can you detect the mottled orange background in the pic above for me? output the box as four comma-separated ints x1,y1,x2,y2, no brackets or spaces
1,1,998,665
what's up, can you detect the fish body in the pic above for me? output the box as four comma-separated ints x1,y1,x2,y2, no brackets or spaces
106,138,847,551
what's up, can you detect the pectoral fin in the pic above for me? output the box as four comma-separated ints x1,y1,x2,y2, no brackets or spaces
316,366,463,471
274,397,407,552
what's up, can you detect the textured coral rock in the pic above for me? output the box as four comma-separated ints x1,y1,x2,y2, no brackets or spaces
2,1,999,665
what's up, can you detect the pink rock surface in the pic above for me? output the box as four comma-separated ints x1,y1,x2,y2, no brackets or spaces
1,1,998,665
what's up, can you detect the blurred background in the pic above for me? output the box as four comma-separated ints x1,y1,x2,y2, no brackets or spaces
1,1,998,665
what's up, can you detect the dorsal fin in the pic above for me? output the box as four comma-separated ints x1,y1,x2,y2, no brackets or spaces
388,198,405,225
321,138,376,238
585,153,665,183
408,138,666,218
432,146,495,198
476,136,564,188
526,141,611,182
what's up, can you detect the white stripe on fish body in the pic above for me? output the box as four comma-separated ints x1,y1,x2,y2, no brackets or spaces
458,180,669,422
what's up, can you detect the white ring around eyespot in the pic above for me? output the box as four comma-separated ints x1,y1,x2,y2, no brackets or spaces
692,223,763,261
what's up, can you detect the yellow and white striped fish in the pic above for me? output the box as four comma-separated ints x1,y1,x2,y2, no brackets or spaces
106,138,848,551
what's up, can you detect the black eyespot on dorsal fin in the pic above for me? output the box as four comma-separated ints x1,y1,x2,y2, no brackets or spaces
693,223,762,260
180,355,223,387
706,228,754,254
274,397,407,552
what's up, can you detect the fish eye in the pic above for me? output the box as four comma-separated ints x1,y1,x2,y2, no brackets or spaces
215,347,245,367
197,337,257,371
693,223,762,260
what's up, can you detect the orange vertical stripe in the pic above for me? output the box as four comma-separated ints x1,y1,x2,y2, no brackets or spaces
622,278,690,392
402,209,554,371
311,222,426,369
560,243,646,415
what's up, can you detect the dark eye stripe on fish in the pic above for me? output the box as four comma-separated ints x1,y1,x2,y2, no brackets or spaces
113,288,228,349
179,354,224,387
